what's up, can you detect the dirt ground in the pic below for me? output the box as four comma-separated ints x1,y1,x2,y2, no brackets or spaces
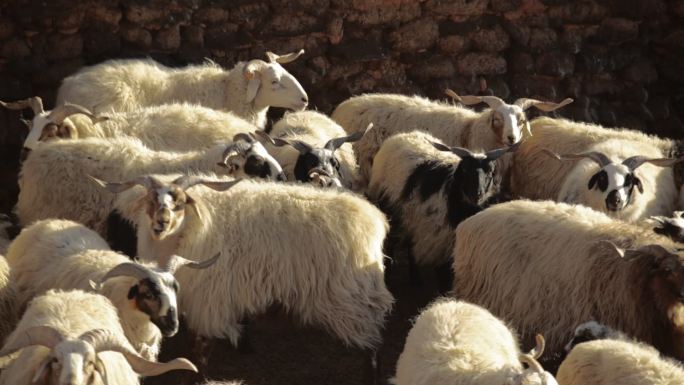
144,259,441,385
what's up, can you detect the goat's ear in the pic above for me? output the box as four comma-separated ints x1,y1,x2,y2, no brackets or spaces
634,176,644,194
244,62,262,103
588,173,599,190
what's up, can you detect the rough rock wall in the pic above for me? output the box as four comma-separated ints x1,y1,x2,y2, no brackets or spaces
1,0,684,212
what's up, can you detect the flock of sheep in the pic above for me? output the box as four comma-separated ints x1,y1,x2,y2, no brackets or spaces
0,47,683,385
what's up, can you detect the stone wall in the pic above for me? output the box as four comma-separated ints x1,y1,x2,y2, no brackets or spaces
1,0,684,212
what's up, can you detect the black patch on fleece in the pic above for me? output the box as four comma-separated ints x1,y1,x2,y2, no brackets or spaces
106,210,137,259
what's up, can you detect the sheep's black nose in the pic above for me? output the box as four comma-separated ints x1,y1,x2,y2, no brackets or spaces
507,136,515,144
301,96,308,103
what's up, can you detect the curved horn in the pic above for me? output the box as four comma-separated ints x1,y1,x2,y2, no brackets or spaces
529,334,546,359
272,138,313,154
48,104,108,125
254,129,277,146
267,49,305,64
308,167,332,178
485,140,522,161
519,353,545,374
94,263,155,290
0,96,44,114
88,175,162,194
444,89,505,109
173,175,242,192
0,326,65,358
429,140,453,153
163,252,221,274
232,132,255,144
551,151,612,168
325,123,373,151
622,155,684,171
80,329,198,376
514,97,574,112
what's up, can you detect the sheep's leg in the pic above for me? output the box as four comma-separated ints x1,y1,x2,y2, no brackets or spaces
362,348,380,385
434,259,454,295
237,316,253,354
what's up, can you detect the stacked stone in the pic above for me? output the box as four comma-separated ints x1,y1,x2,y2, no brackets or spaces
0,0,683,212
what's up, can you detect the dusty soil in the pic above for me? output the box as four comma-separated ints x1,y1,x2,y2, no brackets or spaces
144,259,441,385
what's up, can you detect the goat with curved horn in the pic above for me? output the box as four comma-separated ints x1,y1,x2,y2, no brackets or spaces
0,326,65,358
0,96,44,114
514,97,574,112
485,140,522,161
91,263,158,291
172,175,242,192
622,155,684,171
266,49,305,64
542,150,612,168
324,122,373,152
444,89,505,109
48,103,109,125
272,137,313,154
88,174,162,194
163,252,221,274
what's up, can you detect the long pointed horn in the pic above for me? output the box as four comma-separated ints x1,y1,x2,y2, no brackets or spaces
88,175,162,194
267,49,305,64
272,137,313,154
163,253,221,274
0,326,65,358
529,334,546,359
519,353,545,373
325,123,373,151
48,104,108,125
622,155,684,171
0,96,44,114
173,175,242,192
547,151,612,168
444,89,505,109
80,329,198,376
514,97,574,112
232,132,255,144
485,140,522,161
93,263,156,290
254,129,277,146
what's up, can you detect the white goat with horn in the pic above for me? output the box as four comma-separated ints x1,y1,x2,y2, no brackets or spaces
543,139,683,222
331,90,572,189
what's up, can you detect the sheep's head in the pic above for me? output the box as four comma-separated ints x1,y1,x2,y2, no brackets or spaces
445,89,572,146
91,254,220,337
1,97,107,162
218,132,286,181
507,335,557,385
651,211,684,243
269,123,372,188
564,321,622,353
544,150,684,213
243,49,308,112
90,175,241,240
0,326,197,385
430,140,521,206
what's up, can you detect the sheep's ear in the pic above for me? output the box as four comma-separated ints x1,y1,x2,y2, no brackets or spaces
588,173,599,190
634,177,644,194
244,62,262,103
245,77,260,103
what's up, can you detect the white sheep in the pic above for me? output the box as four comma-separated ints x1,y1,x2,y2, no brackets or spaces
367,131,517,290
15,135,283,237
263,110,369,190
395,298,557,385
557,338,684,385
5,218,218,361
1,99,262,160
331,91,571,189
95,173,393,375
55,51,309,128
542,139,682,222
0,289,196,385
509,116,673,201
453,199,684,363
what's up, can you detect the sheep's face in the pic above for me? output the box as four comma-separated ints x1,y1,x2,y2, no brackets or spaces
220,140,286,181
457,155,497,206
21,114,75,161
587,163,642,212
653,251,684,302
145,186,191,240
293,149,343,187
128,273,180,337
490,104,528,146
36,341,99,385
244,61,308,112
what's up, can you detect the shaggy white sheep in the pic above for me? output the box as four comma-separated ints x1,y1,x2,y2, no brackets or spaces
15,135,283,237
509,116,673,201
367,131,517,290
55,51,309,128
557,338,684,385
331,91,571,188
5,219,218,361
542,139,682,222
0,289,196,385
453,199,684,362
264,110,369,190
395,298,557,385
97,173,393,352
